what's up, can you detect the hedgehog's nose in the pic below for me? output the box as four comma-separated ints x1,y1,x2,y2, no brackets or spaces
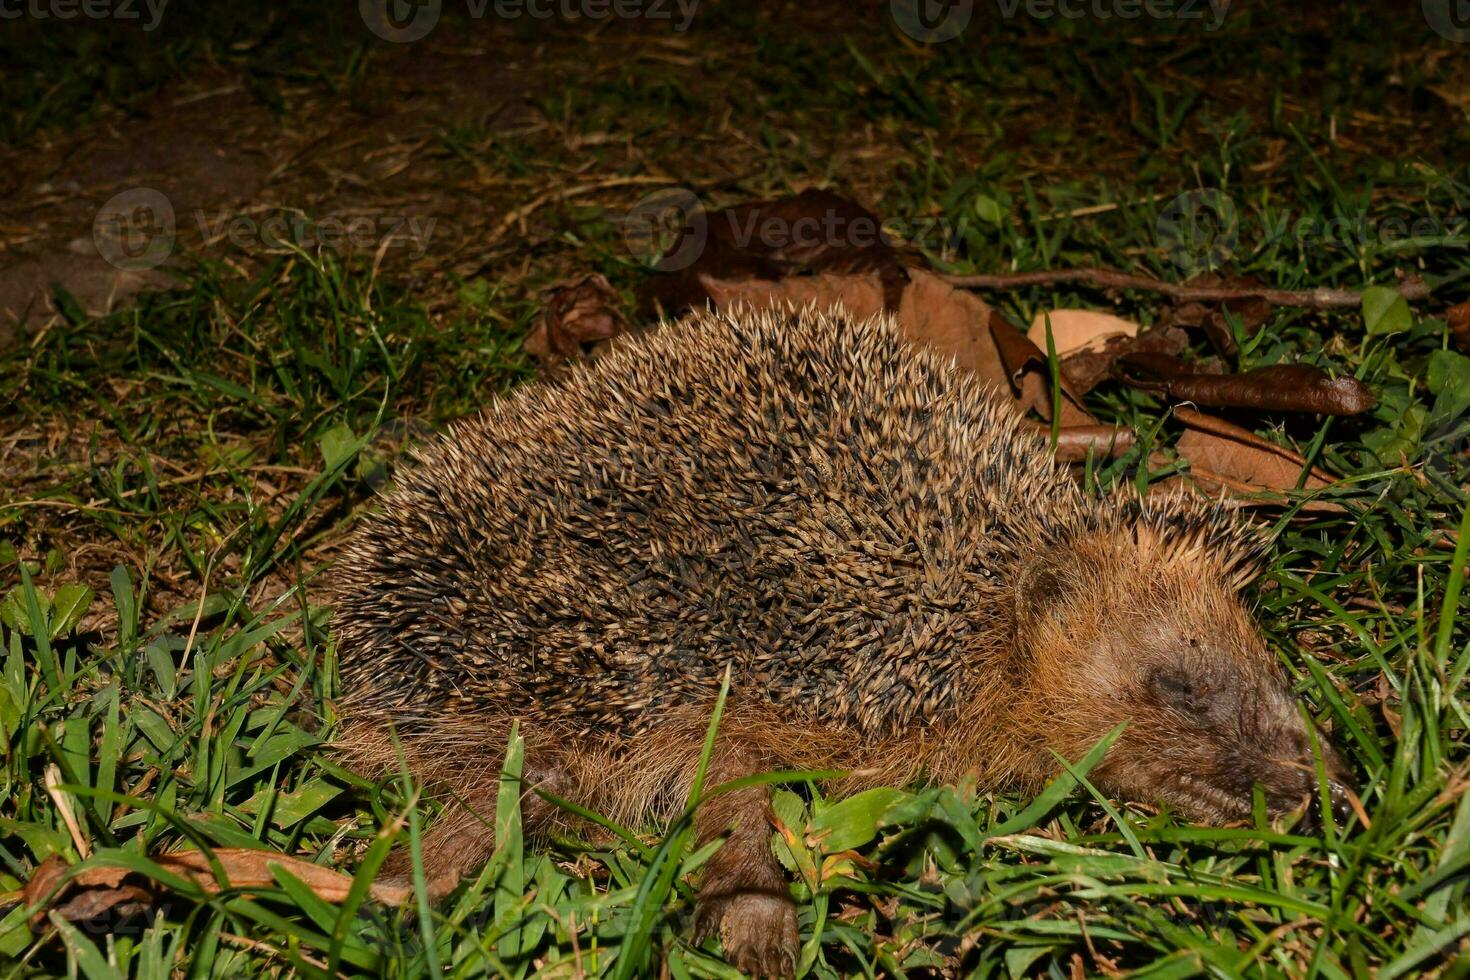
1299,778,1357,831
1328,779,1356,827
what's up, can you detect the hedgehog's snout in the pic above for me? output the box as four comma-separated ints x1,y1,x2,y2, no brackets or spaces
1237,708,1358,827
1326,778,1357,826
1275,769,1352,834
1130,661,1359,827
1276,721,1358,827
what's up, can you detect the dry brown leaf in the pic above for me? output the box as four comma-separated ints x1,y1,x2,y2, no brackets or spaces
1167,274,1276,355
1058,325,1189,395
525,273,631,359
154,848,411,904
1118,353,1376,415
21,848,412,931
990,311,1095,424
1447,299,1470,355
699,271,886,322
1172,408,1343,512
640,189,909,316
1026,309,1139,357
895,269,1005,386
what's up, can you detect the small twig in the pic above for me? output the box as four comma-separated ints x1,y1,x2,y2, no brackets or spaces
943,266,1431,309
1,463,315,517
180,560,214,677
219,932,343,978
489,175,680,243
45,765,90,859
1038,192,1173,223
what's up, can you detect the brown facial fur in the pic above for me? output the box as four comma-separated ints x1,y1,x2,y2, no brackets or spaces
1005,525,1354,824
331,307,1354,976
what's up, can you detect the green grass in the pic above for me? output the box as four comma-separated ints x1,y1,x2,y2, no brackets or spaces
0,1,367,144
2,4,1470,977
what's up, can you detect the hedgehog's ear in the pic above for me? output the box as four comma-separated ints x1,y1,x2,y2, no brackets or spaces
1015,561,1071,628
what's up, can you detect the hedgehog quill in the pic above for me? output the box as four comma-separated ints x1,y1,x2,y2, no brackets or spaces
333,306,1354,976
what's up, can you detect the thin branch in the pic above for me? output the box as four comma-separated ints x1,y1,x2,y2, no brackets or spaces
942,267,1431,309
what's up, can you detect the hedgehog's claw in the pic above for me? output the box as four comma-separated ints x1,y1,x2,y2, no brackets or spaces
699,891,798,979
691,894,723,945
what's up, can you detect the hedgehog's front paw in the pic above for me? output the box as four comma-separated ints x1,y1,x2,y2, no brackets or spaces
695,891,798,978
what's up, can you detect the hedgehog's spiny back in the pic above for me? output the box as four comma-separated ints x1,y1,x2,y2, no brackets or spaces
334,306,1085,736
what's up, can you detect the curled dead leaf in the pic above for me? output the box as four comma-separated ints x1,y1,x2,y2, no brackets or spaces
525,274,630,359
1117,353,1376,415
989,311,1095,424
1057,324,1189,395
1167,274,1276,355
151,848,411,904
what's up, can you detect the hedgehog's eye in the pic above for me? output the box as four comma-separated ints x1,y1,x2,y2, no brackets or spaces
1149,666,1202,708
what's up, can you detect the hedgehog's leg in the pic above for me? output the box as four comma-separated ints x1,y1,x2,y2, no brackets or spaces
692,746,799,979
375,752,570,903
377,801,494,902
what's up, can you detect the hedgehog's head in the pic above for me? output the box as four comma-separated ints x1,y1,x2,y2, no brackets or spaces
1010,498,1355,827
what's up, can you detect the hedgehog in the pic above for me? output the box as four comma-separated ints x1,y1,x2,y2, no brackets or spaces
332,305,1354,977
